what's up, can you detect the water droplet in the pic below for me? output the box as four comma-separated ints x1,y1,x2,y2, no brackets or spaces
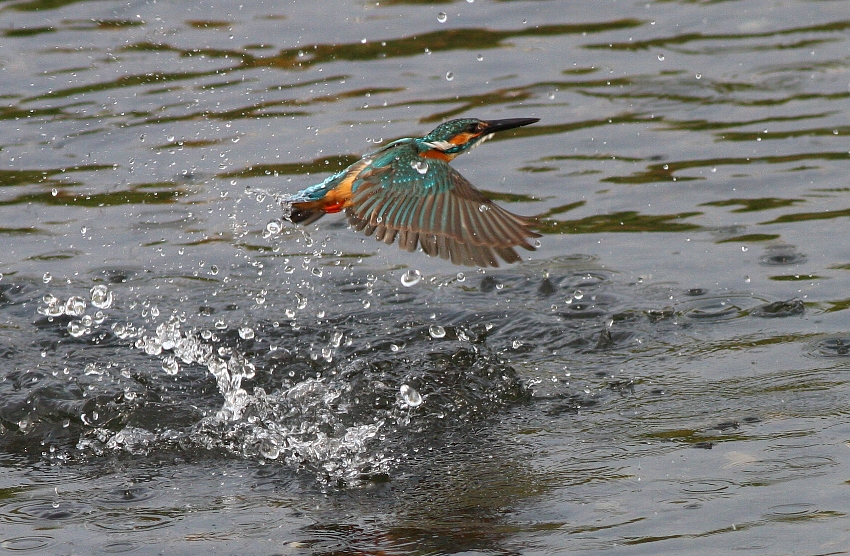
479,204,489,212
456,272,465,282
266,220,282,234
429,325,446,339
90,285,113,309
214,320,227,330
437,11,447,23
80,226,87,235
51,188,58,196
411,159,429,174
401,269,422,287
162,356,179,375
210,265,219,275
742,246,748,252
657,54,665,61
166,135,175,142
42,272,52,284
695,73,702,79
400,384,423,407
311,267,323,277
67,320,88,337
64,296,86,316
476,54,483,61
445,71,454,81
512,339,523,349
238,326,255,339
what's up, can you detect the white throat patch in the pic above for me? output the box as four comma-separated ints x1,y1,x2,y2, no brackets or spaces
422,140,454,152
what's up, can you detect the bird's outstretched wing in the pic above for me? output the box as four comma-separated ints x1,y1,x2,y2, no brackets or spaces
345,152,540,267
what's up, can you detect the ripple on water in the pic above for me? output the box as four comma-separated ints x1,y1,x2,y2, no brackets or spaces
808,336,850,357
679,295,759,321
0,535,54,552
749,298,805,318
0,499,92,525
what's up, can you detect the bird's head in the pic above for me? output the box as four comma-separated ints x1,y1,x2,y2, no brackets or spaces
417,117,539,160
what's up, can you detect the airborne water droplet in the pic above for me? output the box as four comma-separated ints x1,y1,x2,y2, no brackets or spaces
437,11,447,23
400,384,423,407
90,284,113,309
162,356,179,375
445,71,454,81
400,269,422,287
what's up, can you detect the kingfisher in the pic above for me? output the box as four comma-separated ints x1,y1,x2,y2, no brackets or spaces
283,117,541,267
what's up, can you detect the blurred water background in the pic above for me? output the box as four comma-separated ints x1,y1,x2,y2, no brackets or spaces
1,0,850,553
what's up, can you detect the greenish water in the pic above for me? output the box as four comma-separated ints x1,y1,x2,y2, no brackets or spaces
1,0,850,553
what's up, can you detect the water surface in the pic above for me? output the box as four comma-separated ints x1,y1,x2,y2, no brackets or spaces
2,0,850,553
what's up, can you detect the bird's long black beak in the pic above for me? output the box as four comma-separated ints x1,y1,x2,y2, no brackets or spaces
481,117,540,134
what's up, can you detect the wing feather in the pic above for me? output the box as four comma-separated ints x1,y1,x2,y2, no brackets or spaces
345,149,540,267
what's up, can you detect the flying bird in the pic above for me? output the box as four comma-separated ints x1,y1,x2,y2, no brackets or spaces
283,117,541,267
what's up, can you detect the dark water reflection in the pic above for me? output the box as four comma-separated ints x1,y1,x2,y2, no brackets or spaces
2,0,850,553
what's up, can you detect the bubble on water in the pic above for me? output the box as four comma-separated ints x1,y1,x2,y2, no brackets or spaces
90,284,113,309
445,71,454,81
411,159,429,174
400,269,422,287
64,296,86,316
214,320,227,330
67,320,88,337
311,267,323,277
162,356,179,375
42,272,52,284
437,11,447,23
400,384,423,407
429,324,446,339
573,290,584,300
238,326,255,339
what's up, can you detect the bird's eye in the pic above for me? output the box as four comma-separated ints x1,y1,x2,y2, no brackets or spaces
467,123,480,133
